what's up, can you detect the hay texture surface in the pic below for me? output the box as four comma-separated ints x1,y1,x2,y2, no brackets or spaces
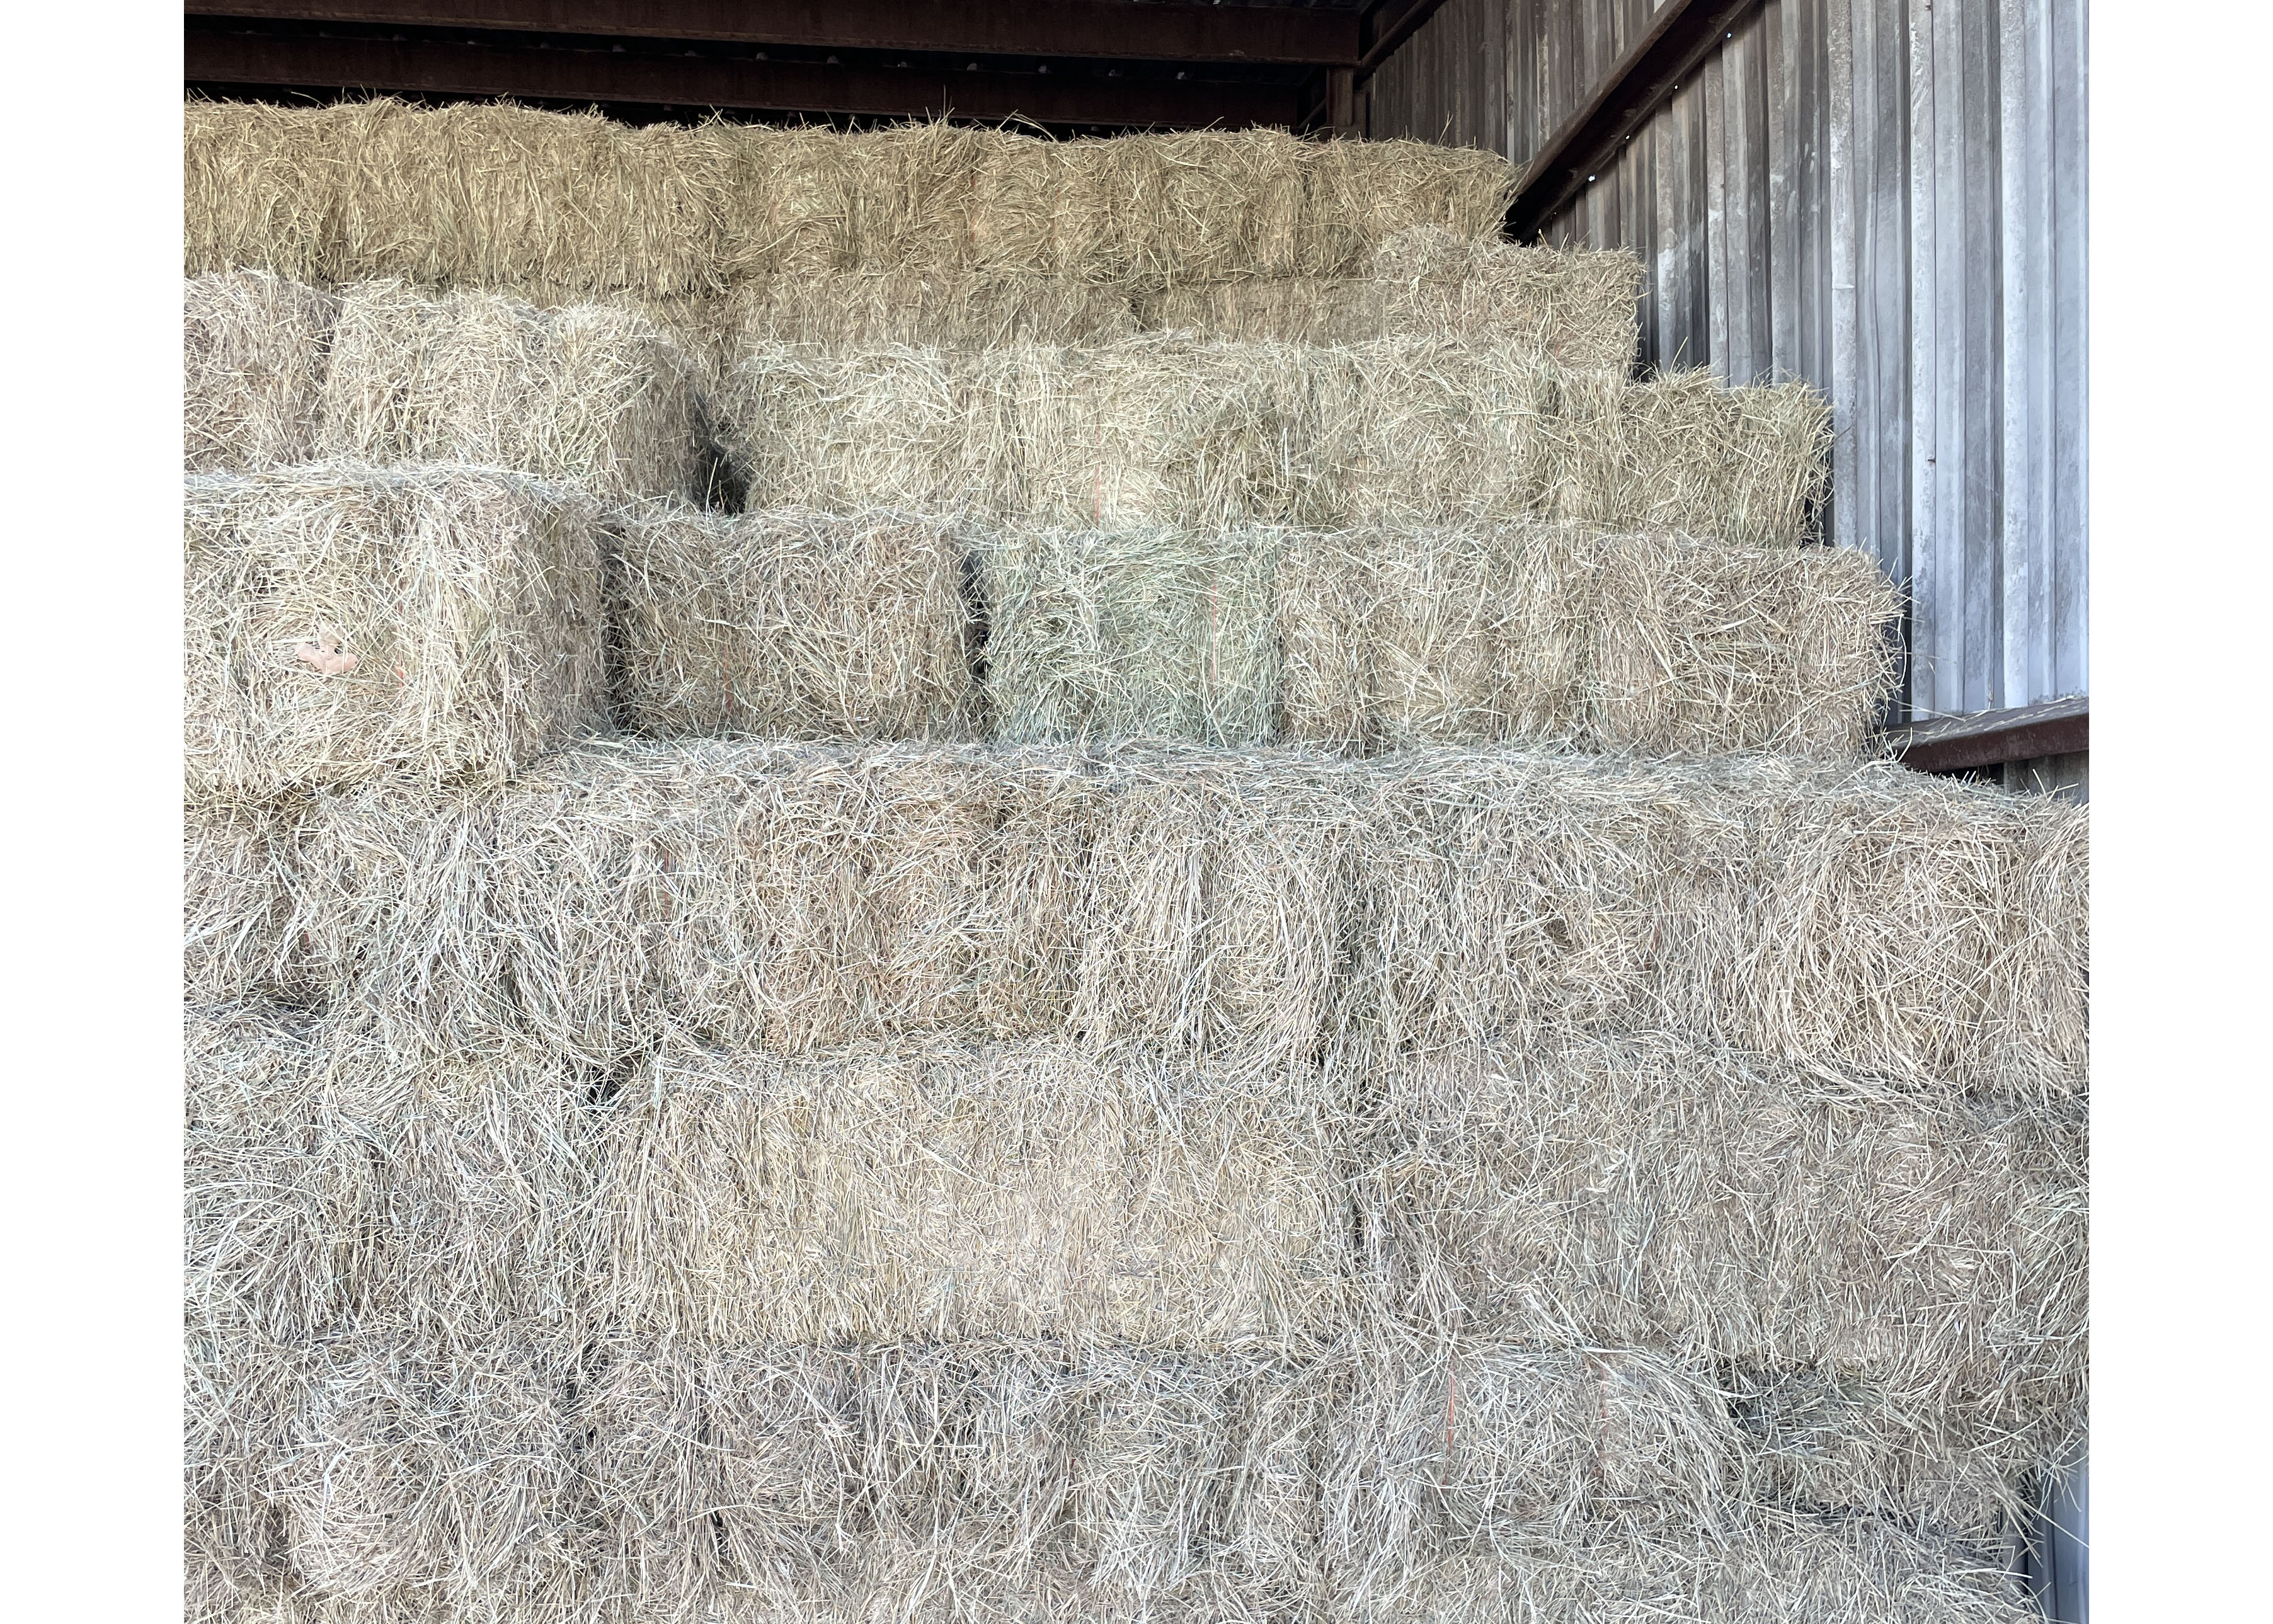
978,520,1898,756
185,271,338,471
1141,229,1640,367
188,103,1518,297
185,464,606,798
718,338,1827,544
185,743,2085,1093
607,502,973,740
316,281,706,501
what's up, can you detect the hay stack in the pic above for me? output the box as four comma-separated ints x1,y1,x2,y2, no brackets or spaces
188,103,1518,299
183,743,2085,1093
606,502,974,740
1358,1033,2085,1526
184,271,338,471
315,282,706,501
1141,228,1641,367
718,338,1826,543
596,1041,1351,1351
978,520,1898,756
184,464,607,798
185,98,736,299
981,525,1284,747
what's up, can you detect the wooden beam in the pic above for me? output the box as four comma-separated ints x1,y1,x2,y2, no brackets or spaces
1506,0,1765,239
1356,0,1458,76
186,31,1302,127
1891,695,2089,774
183,2,1359,66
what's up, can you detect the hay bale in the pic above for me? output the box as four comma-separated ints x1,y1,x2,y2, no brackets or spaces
979,525,1283,747
718,338,1823,542
597,1042,1351,1350
185,745,2084,1094
1299,137,1524,278
1139,228,1641,366
184,272,338,471
185,464,607,798
982,521,1896,757
185,97,735,299
316,281,707,501
1360,1032,2087,1484
1545,368,1835,547
723,269,1141,352
606,502,973,740
1279,523,1901,757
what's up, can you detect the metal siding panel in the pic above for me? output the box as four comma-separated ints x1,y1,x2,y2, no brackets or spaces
1765,0,1799,375
1828,0,1858,558
1908,0,1947,715
2050,0,2088,698
1961,0,2002,711
1704,49,1733,382
1999,0,2051,704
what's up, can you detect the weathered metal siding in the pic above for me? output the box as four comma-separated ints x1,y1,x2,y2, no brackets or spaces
1370,0,2088,721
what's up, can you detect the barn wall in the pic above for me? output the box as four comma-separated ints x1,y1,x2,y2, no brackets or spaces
1370,0,2088,721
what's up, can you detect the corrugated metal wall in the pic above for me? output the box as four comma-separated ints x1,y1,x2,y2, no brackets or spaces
1370,0,2088,722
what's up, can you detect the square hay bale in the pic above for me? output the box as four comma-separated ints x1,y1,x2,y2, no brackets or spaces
1544,368,1834,547
1278,523,1901,758
184,746,2085,1094
316,281,707,501
606,501,975,740
184,464,607,798
1297,137,1524,278
597,1043,1352,1351
1346,753,2089,1094
185,271,338,471
1359,1033,2086,1445
1138,228,1641,366
978,525,1283,747
721,269,1140,352
185,97,735,299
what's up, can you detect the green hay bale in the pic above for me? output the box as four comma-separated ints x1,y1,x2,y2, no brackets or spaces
605,502,975,741
184,271,338,471
184,464,607,798
316,281,707,501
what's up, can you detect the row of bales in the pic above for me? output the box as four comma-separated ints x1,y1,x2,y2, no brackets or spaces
185,100,2085,1624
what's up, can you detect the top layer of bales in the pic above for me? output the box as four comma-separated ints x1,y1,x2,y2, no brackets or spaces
186,100,1523,299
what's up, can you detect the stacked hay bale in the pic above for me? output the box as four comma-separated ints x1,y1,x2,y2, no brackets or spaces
185,101,2081,1624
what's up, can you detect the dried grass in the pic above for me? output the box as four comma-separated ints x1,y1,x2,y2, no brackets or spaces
185,98,735,299
183,743,2085,1093
976,520,1898,755
184,464,608,798
595,1041,1353,1350
316,281,707,501
185,272,338,471
605,502,975,740
1141,229,1640,368
718,338,1826,544
1358,1032,2086,1531
188,103,1518,299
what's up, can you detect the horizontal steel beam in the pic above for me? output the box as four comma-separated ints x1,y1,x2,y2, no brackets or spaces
1507,0,1764,239
186,31,1301,127
183,2,1358,66
1892,695,2090,774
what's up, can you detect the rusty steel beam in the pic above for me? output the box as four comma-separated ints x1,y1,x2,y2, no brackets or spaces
183,1,1359,66
186,31,1301,127
1506,0,1765,239
1891,695,2090,774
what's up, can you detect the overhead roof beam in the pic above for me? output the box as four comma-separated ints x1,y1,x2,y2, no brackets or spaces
1506,0,1765,239
186,30,1302,129
183,1,1360,67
